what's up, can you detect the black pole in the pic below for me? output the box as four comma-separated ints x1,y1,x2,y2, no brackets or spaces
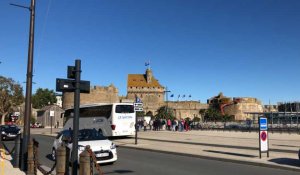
21,0,35,171
50,116,53,135
72,60,81,175
259,117,261,159
13,134,21,168
135,110,138,145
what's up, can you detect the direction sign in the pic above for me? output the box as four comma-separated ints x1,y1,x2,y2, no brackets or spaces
56,78,90,93
134,103,143,112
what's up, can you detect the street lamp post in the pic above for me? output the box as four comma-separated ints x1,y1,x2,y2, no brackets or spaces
11,0,36,171
164,87,171,116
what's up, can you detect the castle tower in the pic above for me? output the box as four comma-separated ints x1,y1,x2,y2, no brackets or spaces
146,68,152,83
127,68,165,115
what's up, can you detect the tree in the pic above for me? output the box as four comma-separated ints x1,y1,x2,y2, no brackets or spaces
155,106,175,120
204,108,222,122
0,76,24,124
32,88,57,109
199,109,207,121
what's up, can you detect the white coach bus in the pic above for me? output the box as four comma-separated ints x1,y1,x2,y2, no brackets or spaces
63,103,136,137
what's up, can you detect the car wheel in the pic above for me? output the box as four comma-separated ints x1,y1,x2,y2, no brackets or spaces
52,148,56,161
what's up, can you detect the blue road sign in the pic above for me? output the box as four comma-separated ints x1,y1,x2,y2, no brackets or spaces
260,118,268,131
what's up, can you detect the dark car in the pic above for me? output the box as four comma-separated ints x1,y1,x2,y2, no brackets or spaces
0,125,21,141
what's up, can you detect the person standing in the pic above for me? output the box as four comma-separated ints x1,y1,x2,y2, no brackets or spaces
167,119,171,131
149,119,153,131
143,120,148,131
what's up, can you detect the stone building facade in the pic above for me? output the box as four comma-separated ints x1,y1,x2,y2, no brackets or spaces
222,97,263,120
208,93,263,120
62,68,208,120
167,101,208,119
62,84,119,109
36,105,64,128
127,68,165,115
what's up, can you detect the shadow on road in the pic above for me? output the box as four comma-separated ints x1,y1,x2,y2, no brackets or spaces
272,144,299,148
203,150,257,158
269,158,300,167
109,136,133,140
104,170,134,174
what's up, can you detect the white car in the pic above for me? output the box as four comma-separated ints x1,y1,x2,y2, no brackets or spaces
52,128,117,164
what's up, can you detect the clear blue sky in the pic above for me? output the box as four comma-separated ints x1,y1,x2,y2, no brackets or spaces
1,0,300,105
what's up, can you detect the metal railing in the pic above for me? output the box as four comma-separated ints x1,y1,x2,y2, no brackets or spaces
29,139,104,175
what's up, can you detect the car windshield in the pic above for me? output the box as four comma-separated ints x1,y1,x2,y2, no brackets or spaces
77,129,107,141
2,125,19,132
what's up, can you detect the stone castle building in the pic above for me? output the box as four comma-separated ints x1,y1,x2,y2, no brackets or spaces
62,67,208,119
208,93,263,120
126,68,165,115
62,84,119,109
168,101,208,119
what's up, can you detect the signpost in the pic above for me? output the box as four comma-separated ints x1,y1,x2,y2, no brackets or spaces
259,117,269,158
50,110,54,135
56,59,90,175
134,100,143,145
134,103,143,112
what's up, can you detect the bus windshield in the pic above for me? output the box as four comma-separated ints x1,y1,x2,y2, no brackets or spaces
115,105,134,113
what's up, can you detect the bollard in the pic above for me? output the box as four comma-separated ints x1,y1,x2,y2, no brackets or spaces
13,134,21,168
56,146,66,175
27,139,34,175
79,148,91,175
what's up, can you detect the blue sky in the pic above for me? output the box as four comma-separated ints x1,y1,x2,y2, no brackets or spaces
1,0,300,105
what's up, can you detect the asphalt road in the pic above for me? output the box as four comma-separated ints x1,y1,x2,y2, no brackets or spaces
3,135,300,175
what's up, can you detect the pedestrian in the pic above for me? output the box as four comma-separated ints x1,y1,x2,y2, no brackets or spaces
184,119,189,131
172,120,176,131
149,119,153,131
153,119,157,131
158,119,162,131
167,119,171,131
143,120,147,131
175,119,179,131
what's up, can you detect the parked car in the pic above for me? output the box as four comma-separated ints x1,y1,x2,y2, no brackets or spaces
52,128,117,164
30,122,43,128
0,125,21,141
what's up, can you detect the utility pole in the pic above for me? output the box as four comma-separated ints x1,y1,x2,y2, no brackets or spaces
72,60,81,175
14,0,36,171
164,87,171,115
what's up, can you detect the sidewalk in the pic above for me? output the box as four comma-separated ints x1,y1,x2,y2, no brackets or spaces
0,149,43,175
0,153,24,175
112,130,300,171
